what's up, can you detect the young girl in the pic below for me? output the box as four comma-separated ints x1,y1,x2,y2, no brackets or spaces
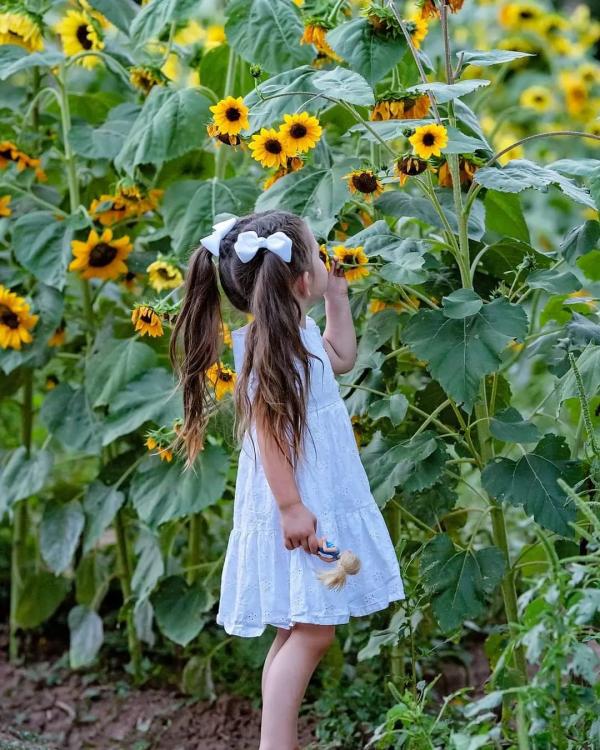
170,210,404,750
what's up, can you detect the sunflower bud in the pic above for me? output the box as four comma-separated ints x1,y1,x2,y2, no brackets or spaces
250,64,263,78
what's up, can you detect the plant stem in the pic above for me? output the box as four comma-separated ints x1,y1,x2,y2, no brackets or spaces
9,368,33,663
386,502,405,687
215,48,237,181
114,509,143,681
187,513,204,584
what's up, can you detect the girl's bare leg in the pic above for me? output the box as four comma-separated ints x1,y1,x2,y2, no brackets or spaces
259,623,335,750
262,627,292,697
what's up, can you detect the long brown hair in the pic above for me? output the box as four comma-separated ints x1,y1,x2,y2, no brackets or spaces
169,210,317,469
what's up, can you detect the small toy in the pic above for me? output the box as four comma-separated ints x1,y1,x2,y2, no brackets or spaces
315,537,361,590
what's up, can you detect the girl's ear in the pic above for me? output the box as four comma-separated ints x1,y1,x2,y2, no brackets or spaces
295,270,312,299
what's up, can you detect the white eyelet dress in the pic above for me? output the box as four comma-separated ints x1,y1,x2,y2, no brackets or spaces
216,314,405,637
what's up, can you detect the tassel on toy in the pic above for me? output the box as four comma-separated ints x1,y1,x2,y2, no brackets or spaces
315,538,361,590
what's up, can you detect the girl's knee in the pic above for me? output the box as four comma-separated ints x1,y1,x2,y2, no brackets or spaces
295,623,335,653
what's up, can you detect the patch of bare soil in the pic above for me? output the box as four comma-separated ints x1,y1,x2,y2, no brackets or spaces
0,651,316,750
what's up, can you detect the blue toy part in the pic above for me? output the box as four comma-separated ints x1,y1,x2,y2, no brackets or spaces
317,539,340,561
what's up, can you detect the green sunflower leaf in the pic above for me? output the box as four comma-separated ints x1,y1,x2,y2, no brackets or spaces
312,67,374,106
327,18,407,86
151,575,211,646
225,0,312,74
559,220,600,264
87,0,139,35
86,337,158,408
12,212,73,291
164,177,259,256
406,79,490,103
0,46,64,80
362,431,448,507
132,528,165,600
130,443,230,528
402,297,528,412
457,49,534,67
40,500,85,575
481,434,582,537
441,289,483,319
68,605,104,669
255,160,354,239
130,0,197,42
557,345,600,406
367,394,408,426
69,103,141,160
489,407,541,444
0,447,53,518
527,268,582,295
82,481,125,554
420,534,505,631
40,383,102,455
473,159,595,210
483,190,531,244
378,253,428,285
115,87,211,174
102,368,182,445
15,571,70,629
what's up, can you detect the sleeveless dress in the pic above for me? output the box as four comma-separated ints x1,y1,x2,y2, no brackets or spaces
216,314,405,637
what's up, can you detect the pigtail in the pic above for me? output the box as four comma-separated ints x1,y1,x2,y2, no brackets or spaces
235,250,312,467
317,549,361,590
169,245,222,469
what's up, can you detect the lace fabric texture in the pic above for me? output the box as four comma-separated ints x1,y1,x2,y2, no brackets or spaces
216,315,405,637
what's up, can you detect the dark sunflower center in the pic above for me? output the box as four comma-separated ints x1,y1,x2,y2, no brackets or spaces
76,24,93,50
140,311,154,323
0,304,20,329
125,271,136,280
89,242,118,267
158,267,176,279
343,254,355,264
0,148,13,160
519,10,533,18
219,371,233,382
225,106,241,122
422,132,435,146
290,123,308,139
353,172,378,193
265,138,282,154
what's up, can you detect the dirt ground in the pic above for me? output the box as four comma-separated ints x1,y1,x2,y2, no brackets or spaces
0,647,316,750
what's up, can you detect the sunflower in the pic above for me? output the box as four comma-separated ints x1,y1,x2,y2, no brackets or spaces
405,14,428,49
319,244,331,272
559,72,588,116
417,0,464,19
332,246,370,283
205,24,226,49
279,112,322,154
121,271,141,293
263,156,304,189
145,436,173,462
119,184,163,215
132,305,164,337
0,141,46,180
147,260,183,291
0,10,43,52
69,228,132,280
48,320,66,347
409,123,448,159
371,94,430,121
209,96,250,137
437,157,478,188
345,169,383,201
46,374,59,390
0,285,38,350
206,362,237,400
249,128,291,169
498,2,542,30
129,66,166,94
300,23,341,61
395,155,428,185
89,186,162,225
520,85,553,112
55,10,104,69
0,195,11,217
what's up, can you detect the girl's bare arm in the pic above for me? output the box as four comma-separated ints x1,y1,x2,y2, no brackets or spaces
322,260,357,374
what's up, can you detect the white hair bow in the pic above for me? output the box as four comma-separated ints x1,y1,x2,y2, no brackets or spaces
200,216,238,257
233,231,293,264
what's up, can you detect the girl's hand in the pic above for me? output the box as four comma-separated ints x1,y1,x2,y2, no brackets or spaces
324,258,348,299
280,501,320,554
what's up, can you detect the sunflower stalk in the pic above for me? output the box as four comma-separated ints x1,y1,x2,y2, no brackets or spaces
9,368,33,662
215,48,238,181
114,508,143,682
56,63,95,337
187,512,206,584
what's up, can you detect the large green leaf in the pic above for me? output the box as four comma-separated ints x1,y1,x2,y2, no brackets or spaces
527,268,581,295
40,383,102,454
82,481,125,553
402,296,528,412
12,211,74,290
441,289,483,319
40,500,85,574
311,67,374,106
69,103,141,160
559,221,600,264
474,159,595,209
557,345,600,405
403,483,457,527
130,0,197,42
483,190,530,243
115,87,211,173
327,18,407,86
164,177,259,256
407,79,490,103
0,283,63,375
255,160,353,239
362,431,447,507
131,528,164,600
151,575,210,646
378,252,428,285
473,238,550,279
87,0,138,34
225,0,312,74
102,368,182,445
481,434,582,536
15,571,70,629
130,443,230,528
0,447,53,518
0,46,64,80
489,407,540,444
86,337,157,408
367,394,408,426
68,605,103,669
458,49,534,67
420,534,505,631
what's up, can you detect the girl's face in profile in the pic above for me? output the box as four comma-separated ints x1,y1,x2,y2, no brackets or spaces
301,222,329,303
